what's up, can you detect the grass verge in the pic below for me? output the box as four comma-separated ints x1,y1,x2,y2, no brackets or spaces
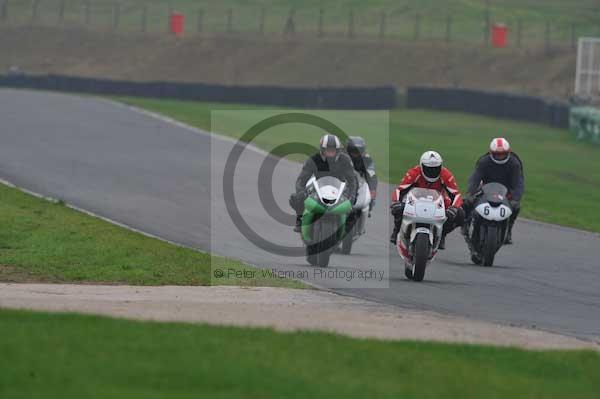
115,97,600,233
0,308,599,399
0,182,304,288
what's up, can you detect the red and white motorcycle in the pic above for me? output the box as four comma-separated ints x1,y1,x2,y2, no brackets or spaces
395,188,447,281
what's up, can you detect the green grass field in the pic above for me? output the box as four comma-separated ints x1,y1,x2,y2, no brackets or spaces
1,308,599,399
115,97,600,233
0,181,304,288
4,0,600,43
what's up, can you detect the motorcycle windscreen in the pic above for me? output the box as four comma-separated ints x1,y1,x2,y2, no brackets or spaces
480,182,509,205
315,176,345,203
408,188,441,201
315,176,344,190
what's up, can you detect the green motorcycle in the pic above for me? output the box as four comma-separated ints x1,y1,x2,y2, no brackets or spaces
301,176,352,267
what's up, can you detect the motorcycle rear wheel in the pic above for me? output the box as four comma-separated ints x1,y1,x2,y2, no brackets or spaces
340,217,355,255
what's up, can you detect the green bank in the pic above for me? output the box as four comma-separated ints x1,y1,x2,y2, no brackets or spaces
0,182,304,288
5,0,600,42
1,308,599,399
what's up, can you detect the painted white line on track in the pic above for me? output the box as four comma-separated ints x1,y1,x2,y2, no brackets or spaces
98,98,275,158
0,177,193,251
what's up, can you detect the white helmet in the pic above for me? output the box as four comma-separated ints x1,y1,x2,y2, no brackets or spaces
420,151,443,182
489,138,511,165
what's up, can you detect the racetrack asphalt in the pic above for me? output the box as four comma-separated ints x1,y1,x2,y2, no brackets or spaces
1,89,599,342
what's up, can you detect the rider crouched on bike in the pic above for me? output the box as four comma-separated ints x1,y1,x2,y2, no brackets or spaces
390,151,464,249
462,138,524,244
345,136,378,212
289,134,357,232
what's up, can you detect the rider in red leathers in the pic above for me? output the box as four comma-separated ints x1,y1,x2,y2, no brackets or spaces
390,151,465,249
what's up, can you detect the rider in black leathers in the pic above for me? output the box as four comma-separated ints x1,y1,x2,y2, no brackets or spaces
462,138,524,244
289,134,357,232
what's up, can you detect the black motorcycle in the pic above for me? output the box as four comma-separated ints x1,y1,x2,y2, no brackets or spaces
463,183,513,267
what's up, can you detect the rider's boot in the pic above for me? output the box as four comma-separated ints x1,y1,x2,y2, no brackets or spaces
438,234,446,250
505,227,513,245
505,218,515,244
294,215,302,233
390,226,399,244
461,221,469,237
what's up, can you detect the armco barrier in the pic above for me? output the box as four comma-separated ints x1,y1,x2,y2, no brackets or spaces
570,106,600,144
0,74,396,110
406,87,569,129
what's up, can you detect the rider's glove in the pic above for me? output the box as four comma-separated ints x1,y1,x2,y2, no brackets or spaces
509,200,520,211
390,201,404,218
446,206,458,221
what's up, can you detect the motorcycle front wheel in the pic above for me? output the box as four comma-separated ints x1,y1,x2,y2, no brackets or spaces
406,233,430,282
306,217,338,267
482,225,498,267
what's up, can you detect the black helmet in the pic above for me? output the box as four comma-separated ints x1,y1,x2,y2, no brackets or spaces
319,134,342,162
346,136,366,159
